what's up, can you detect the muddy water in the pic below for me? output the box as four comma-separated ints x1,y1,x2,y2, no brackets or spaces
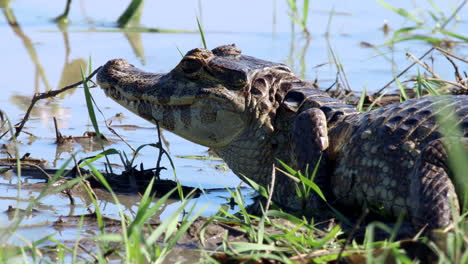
0,0,466,261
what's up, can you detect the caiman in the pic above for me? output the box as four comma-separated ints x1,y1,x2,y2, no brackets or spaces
97,44,467,230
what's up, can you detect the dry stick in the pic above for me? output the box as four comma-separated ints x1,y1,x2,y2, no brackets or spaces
77,243,99,263
105,122,136,152
0,66,102,140
375,47,435,95
290,249,339,261
290,245,306,263
325,72,339,92
265,164,276,212
444,54,463,83
407,77,468,90
406,52,442,79
86,94,136,153
52,116,63,143
436,47,468,63
335,208,369,264
403,48,468,89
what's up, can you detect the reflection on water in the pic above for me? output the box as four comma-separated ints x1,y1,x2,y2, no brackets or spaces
9,95,68,122
4,5,87,133
3,6,51,92
57,58,88,95
286,28,311,79
125,31,145,64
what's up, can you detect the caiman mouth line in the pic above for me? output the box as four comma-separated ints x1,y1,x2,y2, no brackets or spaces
101,84,194,110
97,58,200,109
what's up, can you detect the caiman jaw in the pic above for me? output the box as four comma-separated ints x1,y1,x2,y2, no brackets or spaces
97,59,196,107
97,58,246,148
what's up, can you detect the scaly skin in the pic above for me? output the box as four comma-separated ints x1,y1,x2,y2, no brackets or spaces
97,44,467,229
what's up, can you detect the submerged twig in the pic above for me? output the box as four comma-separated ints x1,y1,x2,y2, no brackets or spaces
0,162,52,181
0,66,102,140
53,116,65,144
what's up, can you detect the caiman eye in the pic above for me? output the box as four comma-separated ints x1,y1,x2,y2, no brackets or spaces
181,58,203,75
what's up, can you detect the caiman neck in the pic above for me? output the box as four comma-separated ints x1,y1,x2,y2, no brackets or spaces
213,122,279,188
213,87,360,190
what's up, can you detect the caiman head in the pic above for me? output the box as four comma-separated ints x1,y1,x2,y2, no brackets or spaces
97,44,296,149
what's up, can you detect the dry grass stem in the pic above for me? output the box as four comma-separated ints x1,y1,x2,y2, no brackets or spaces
376,47,435,94
435,47,468,63
265,164,276,212
406,52,442,79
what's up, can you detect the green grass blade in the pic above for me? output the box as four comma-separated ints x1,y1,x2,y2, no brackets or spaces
313,224,341,249
392,26,418,38
434,101,468,212
428,0,444,19
357,86,366,112
176,46,184,57
375,0,423,24
267,210,308,225
79,148,120,167
117,0,145,27
241,176,269,198
366,91,387,111
387,35,443,44
394,77,408,101
297,173,326,202
196,16,207,49
276,159,299,177
440,30,468,41
162,205,207,257
287,0,298,13
146,189,198,244
302,0,310,27
81,65,114,174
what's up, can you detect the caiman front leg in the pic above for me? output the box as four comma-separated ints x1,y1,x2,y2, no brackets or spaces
283,108,331,210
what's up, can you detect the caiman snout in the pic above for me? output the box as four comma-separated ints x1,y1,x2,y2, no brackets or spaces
97,59,139,89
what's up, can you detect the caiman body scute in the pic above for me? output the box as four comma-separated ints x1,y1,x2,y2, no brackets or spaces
97,44,467,230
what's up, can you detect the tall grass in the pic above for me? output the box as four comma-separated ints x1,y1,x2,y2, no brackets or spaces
196,16,207,49
286,0,310,37
117,0,145,27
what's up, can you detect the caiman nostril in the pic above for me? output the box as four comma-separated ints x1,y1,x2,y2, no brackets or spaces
108,58,129,67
